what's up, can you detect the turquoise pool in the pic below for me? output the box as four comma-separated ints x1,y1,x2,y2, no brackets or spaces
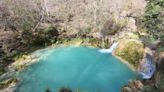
15,46,136,92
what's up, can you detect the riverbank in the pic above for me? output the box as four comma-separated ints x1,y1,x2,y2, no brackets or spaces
114,55,136,71
12,38,137,72
1,36,162,92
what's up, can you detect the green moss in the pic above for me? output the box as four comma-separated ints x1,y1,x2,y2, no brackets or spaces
115,39,144,66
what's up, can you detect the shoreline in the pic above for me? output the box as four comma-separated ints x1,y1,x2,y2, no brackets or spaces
12,44,137,72
113,55,136,72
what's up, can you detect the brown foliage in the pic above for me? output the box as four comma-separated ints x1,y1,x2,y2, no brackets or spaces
0,31,21,56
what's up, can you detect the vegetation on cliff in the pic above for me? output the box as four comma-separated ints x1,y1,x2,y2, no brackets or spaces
143,0,164,42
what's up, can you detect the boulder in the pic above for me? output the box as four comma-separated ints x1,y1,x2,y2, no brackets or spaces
122,87,133,92
115,39,144,66
122,80,143,92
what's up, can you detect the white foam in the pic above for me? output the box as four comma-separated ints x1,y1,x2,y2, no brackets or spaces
99,42,118,53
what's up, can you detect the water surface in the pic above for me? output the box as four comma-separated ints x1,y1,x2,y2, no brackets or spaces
16,46,136,92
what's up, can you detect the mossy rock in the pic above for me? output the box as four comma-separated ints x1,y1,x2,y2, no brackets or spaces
114,39,144,66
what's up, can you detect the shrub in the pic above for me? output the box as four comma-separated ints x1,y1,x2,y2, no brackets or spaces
31,26,59,46
143,0,164,42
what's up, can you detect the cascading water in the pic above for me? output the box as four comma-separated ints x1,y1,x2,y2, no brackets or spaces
98,42,156,79
139,54,156,79
98,42,118,53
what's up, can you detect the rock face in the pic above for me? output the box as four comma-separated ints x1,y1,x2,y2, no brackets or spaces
115,39,144,66
155,56,164,75
153,51,164,89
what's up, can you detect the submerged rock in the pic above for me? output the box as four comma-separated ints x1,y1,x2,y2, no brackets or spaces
122,87,133,92
58,87,73,92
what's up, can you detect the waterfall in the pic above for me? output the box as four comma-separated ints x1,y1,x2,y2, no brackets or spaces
139,54,156,79
99,42,118,53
